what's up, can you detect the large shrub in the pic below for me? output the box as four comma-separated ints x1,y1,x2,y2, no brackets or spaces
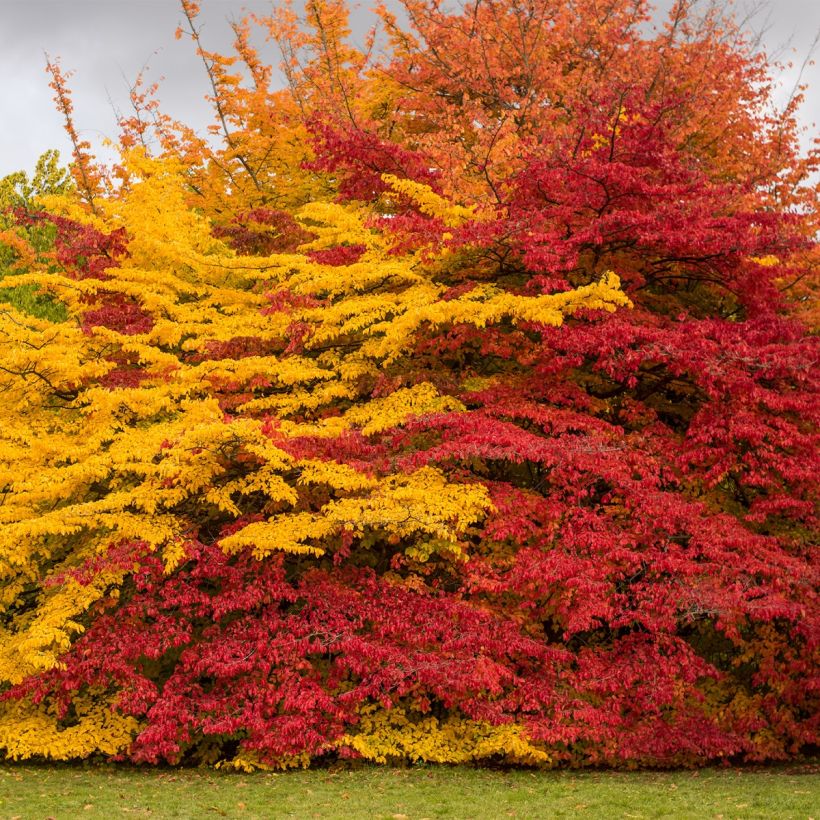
0,0,817,768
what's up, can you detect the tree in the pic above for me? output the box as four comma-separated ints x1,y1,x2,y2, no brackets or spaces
0,150,73,322
0,0,817,768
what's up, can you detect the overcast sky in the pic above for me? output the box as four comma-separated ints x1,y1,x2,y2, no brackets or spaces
1,0,818,178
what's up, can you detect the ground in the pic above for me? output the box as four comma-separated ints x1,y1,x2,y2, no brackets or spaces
0,763,818,819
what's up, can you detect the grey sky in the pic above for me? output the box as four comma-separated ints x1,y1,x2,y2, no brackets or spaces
0,0,818,178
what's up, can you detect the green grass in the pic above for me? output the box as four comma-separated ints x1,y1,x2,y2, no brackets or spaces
0,764,817,819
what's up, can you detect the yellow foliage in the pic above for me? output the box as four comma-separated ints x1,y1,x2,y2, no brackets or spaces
220,467,491,560
326,467,492,549
0,694,140,761
219,512,335,558
381,174,477,227
297,201,381,252
343,382,465,435
345,705,550,765
749,255,780,267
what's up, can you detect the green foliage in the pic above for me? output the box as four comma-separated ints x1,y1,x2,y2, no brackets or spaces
0,150,70,322
0,281,68,323
0,150,73,216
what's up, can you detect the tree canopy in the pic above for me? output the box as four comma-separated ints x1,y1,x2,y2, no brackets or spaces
0,0,817,769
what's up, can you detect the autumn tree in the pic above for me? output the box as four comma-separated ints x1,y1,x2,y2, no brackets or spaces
0,0,817,768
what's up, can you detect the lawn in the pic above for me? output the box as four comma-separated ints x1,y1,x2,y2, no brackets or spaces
0,763,817,819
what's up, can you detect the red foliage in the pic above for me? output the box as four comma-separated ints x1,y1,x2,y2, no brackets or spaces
212,208,314,255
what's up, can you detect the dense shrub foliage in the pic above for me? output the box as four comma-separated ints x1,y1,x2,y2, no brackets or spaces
0,0,817,768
